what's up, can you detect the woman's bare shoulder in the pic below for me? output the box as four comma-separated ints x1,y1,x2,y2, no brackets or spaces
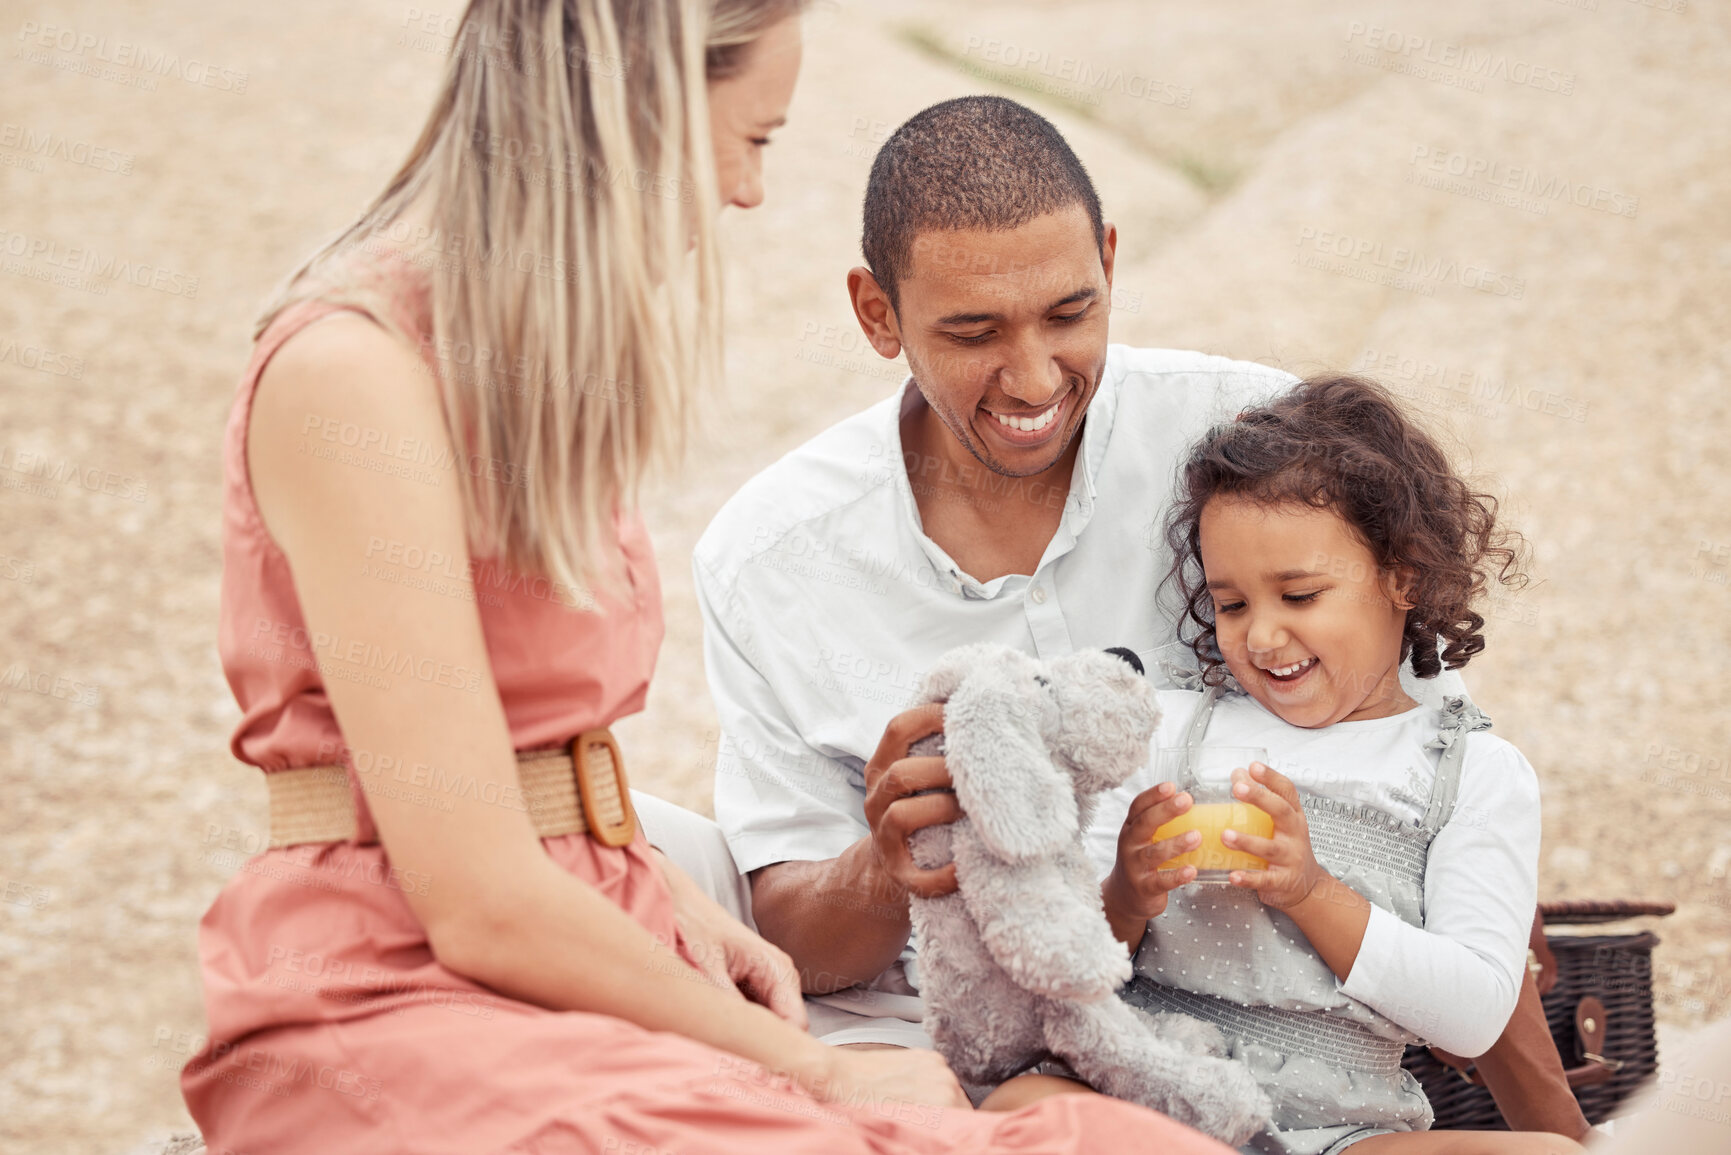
248,308,454,558
255,310,437,435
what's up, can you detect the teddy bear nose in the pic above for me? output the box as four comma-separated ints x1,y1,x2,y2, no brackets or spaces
1103,647,1145,676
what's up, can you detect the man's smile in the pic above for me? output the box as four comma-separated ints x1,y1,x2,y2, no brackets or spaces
978,390,1072,449
992,404,1060,433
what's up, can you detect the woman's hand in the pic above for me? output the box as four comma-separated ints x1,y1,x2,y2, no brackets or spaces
809,1045,971,1116
655,850,807,1029
1221,763,1330,910
1101,782,1200,949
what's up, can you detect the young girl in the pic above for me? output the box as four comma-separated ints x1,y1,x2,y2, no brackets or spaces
1091,376,1582,1154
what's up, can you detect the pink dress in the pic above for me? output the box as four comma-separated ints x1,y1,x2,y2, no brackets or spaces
184,253,1231,1154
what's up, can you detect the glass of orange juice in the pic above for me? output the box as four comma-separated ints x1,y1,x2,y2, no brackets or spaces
1149,746,1274,884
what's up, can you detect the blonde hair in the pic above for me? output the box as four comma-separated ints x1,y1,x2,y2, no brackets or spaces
258,0,804,597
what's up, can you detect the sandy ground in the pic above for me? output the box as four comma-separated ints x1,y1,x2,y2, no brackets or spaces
2,1,1728,1151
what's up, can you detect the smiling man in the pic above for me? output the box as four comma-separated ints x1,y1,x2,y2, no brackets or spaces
691,97,1461,1048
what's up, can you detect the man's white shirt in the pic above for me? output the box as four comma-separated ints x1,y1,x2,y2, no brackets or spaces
697,345,1290,869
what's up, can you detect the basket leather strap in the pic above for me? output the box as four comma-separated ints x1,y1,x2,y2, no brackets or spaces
1566,996,1622,1086
1430,993,1621,1090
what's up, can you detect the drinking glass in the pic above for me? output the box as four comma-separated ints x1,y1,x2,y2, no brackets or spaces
1148,745,1273,883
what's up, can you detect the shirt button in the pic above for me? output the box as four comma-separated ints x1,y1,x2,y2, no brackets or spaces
1030,585,1047,604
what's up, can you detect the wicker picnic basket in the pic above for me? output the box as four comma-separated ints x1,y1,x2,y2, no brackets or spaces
1401,899,1674,1130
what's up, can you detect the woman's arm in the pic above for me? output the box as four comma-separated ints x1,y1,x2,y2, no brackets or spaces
248,313,965,1108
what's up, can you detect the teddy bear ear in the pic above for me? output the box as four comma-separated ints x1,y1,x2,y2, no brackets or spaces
943,669,1079,861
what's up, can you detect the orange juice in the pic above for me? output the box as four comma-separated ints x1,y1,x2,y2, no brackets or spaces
1152,802,1274,878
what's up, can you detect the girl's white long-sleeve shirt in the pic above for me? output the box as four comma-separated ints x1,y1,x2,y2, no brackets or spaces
1085,688,1541,1058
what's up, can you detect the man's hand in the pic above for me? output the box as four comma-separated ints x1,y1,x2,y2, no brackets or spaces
1101,781,1200,950
748,705,967,994
862,703,964,899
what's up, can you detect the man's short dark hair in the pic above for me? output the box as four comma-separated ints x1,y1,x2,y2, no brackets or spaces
861,96,1105,313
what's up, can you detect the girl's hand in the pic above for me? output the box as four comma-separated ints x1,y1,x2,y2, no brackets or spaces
1103,782,1199,935
1222,763,1331,910
655,850,807,1029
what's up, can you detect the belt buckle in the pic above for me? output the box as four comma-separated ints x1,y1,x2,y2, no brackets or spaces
570,727,636,848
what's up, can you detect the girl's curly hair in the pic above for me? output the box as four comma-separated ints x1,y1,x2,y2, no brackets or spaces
1163,374,1530,686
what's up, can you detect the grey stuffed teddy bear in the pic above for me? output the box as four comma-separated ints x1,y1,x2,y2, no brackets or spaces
906,642,1272,1147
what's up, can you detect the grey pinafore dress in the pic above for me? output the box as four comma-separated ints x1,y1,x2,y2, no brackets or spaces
1122,681,1491,1155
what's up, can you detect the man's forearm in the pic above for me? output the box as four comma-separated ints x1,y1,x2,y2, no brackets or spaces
750,837,913,993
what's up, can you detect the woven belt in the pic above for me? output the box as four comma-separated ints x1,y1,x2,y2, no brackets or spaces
265,728,637,849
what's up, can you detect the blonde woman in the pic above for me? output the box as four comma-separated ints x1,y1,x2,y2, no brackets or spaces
183,0,1218,1150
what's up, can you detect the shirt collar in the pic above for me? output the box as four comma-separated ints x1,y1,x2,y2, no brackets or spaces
883,352,1123,596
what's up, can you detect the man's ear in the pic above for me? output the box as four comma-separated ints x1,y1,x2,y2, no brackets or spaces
846,266,903,361
1099,220,1118,293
